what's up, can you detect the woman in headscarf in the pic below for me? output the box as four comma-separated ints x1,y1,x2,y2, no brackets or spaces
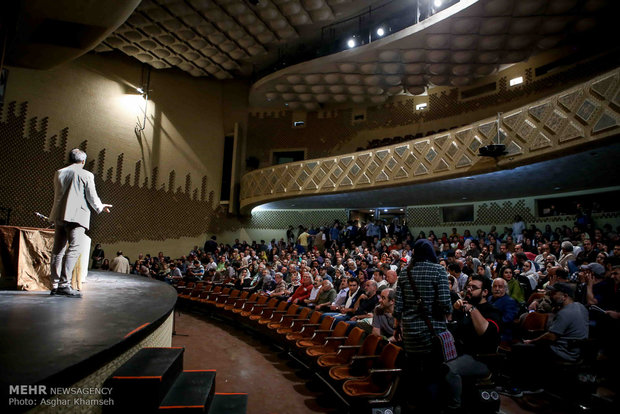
499,266,525,303
91,243,105,269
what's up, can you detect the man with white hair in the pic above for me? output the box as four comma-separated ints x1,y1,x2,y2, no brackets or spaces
558,241,576,271
488,278,519,342
49,149,112,297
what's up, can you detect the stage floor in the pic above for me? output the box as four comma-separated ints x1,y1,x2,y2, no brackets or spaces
0,271,177,387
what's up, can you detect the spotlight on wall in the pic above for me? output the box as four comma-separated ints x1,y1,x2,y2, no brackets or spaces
376,27,385,37
434,0,443,7
347,38,356,48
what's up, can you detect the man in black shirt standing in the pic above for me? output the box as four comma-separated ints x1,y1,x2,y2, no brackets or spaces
204,235,218,254
446,275,502,410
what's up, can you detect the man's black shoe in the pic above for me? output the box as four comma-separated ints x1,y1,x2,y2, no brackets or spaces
50,288,57,295
55,287,82,298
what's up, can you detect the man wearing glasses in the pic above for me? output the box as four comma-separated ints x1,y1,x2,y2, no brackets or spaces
446,275,502,410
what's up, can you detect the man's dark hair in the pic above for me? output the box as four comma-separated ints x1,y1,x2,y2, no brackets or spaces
447,263,461,273
515,252,528,262
470,274,492,297
348,277,360,286
116,251,123,256
555,268,569,280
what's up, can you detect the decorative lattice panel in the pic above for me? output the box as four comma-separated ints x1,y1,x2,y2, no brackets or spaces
249,209,347,230
241,69,620,211
475,200,534,226
406,202,620,229
406,207,441,227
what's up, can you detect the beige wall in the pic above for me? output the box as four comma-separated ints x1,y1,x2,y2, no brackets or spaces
1,52,249,260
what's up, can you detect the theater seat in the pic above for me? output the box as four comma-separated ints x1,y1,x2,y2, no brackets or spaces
294,316,337,348
230,293,258,314
275,307,312,334
527,291,545,305
520,312,550,339
341,343,403,398
285,312,326,342
224,291,248,311
318,333,380,370
268,304,300,330
240,296,269,317
257,300,289,324
204,287,229,305
306,325,363,358
248,298,279,320
199,286,221,303
215,289,239,308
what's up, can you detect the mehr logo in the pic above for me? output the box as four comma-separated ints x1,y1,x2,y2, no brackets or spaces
9,385,47,395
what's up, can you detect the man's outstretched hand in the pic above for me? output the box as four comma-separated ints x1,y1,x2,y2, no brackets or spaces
102,204,113,213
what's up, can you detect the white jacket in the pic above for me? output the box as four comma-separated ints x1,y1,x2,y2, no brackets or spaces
49,163,104,229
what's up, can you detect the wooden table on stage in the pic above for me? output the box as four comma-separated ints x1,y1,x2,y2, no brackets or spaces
0,225,90,291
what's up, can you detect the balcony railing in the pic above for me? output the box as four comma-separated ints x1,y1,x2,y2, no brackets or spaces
240,68,620,212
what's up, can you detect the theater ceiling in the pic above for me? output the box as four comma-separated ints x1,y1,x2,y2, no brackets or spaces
3,1,616,108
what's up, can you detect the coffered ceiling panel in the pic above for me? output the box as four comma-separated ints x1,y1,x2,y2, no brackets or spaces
249,0,615,107
95,0,369,79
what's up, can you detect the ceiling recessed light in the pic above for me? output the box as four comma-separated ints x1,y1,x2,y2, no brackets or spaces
462,197,467,200
376,27,385,37
509,76,523,86
347,38,356,48
384,209,388,212
553,187,561,191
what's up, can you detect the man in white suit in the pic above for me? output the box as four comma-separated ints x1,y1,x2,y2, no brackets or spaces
49,149,112,297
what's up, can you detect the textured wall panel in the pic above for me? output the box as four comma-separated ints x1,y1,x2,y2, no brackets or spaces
0,102,226,244
249,209,347,229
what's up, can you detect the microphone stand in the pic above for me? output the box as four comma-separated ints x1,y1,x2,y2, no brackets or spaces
34,212,54,229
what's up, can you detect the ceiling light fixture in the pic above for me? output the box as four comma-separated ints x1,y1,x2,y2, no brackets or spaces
136,87,144,94
376,27,385,37
509,76,523,86
347,38,356,48
434,0,443,7
416,102,428,110
384,209,388,212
